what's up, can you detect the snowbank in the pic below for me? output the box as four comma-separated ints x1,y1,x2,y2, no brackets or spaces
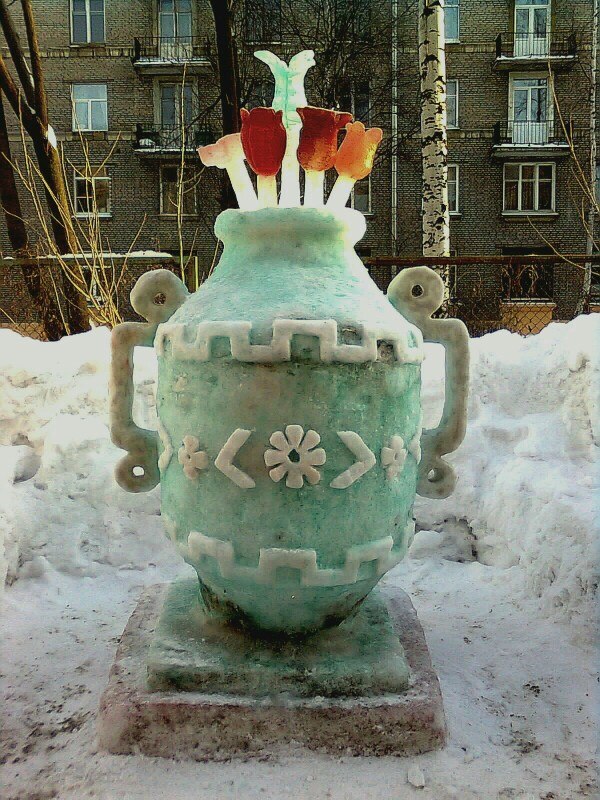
0,316,598,627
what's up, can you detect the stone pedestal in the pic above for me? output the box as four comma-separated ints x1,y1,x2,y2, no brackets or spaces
98,581,446,759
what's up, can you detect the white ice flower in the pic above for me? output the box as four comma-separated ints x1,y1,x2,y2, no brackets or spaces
264,425,326,488
381,435,407,480
178,435,209,480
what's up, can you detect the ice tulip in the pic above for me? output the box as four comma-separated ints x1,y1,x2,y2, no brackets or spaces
198,133,258,211
297,107,353,207
327,121,383,209
240,107,287,207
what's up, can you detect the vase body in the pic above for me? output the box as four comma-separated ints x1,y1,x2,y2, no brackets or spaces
154,207,423,634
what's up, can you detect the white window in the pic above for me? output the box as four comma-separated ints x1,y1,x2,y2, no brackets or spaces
160,166,197,215
352,176,371,214
71,0,105,44
448,164,459,213
510,76,550,144
447,79,458,129
72,84,108,131
514,0,550,57
503,163,555,213
445,0,460,42
74,167,110,216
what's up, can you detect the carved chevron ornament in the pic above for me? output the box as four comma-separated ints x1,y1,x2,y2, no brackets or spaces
330,431,376,489
214,428,256,489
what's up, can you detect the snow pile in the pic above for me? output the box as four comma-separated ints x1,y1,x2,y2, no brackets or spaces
416,313,599,625
0,316,598,627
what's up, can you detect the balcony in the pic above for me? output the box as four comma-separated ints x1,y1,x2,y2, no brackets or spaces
132,36,210,74
492,119,574,158
493,32,577,70
134,125,214,157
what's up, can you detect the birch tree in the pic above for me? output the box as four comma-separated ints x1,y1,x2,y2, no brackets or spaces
419,0,450,259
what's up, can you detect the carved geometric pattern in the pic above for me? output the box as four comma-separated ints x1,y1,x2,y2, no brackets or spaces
381,435,407,480
156,318,423,365
187,520,414,588
264,425,326,488
157,420,173,474
178,435,209,480
214,428,256,489
330,431,376,489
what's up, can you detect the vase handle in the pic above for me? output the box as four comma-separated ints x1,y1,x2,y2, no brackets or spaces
109,270,189,493
387,266,469,499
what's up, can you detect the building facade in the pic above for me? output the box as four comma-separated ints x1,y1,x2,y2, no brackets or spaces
0,0,597,325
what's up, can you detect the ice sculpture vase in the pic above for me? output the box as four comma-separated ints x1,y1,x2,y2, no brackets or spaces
109,207,469,634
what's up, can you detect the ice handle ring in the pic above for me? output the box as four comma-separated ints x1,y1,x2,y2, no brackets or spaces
387,266,470,499
109,270,189,493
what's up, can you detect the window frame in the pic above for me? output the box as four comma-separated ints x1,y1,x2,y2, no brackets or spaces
446,79,459,129
70,0,105,45
503,162,556,214
351,175,372,215
160,164,198,216
445,0,460,43
71,83,108,132
73,167,111,218
448,163,460,215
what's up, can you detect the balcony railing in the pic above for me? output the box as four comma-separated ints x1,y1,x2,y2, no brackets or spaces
495,32,577,60
135,125,214,152
492,119,573,148
132,36,208,64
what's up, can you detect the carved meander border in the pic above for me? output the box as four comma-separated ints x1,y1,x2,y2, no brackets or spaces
162,519,415,588
156,318,423,365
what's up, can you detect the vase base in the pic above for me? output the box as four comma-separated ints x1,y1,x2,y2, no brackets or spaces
148,578,410,697
98,579,446,759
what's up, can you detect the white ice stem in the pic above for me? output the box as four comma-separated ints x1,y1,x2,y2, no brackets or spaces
257,174,278,208
303,170,324,207
226,160,259,210
326,175,355,209
279,127,301,207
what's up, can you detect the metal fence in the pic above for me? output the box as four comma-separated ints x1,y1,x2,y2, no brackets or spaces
366,254,600,336
1,254,598,341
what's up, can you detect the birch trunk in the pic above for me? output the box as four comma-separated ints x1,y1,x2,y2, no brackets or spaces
419,0,450,260
578,0,598,314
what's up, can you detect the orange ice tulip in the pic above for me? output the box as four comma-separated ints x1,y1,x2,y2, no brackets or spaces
334,121,383,180
296,107,353,172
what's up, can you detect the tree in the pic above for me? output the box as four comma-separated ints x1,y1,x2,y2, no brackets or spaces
418,0,450,259
0,0,89,335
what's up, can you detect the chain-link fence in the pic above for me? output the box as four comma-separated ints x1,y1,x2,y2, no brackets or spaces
367,254,600,336
2,253,599,341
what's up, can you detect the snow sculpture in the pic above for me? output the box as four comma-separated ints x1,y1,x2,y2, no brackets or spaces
109,49,470,636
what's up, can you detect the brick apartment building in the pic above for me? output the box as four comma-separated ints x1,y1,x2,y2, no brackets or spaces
0,0,598,328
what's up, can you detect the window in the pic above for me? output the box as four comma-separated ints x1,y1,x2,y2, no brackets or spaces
448,164,459,213
352,177,371,214
339,80,370,123
159,0,192,39
244,0,282,42
503,163,555,213
447,80,458,129
72,84,107,131
160,166,197,215
160,83,193,128
514,0,549,57
74,167,110,216
445,0,460,42
501,248,554,300
71,0,105,44
510,76,549,144
333,0,372,41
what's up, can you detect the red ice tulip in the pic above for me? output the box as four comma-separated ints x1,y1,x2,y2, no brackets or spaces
240,107,287,178
296,107,353,172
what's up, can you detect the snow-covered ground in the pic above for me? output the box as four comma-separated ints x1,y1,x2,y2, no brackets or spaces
0,316,598,800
